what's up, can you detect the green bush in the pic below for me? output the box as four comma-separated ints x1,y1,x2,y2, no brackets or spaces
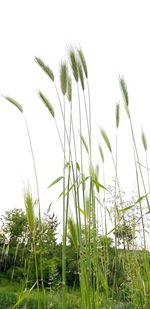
6,266,24,282
0,290,17,309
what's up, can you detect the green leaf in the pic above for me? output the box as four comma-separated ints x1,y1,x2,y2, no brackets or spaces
77,176,89,189
136,194,148,204
12,282,36,308
119,194,148,213
92,179,109,192
79,208,85,216
58,184,74,199
107,227,115,235
48,176,64,189
65,162,71,170
76,162,80,172
95,196,103,207
145,210,150,215
119,205,135,213
47,202,53,213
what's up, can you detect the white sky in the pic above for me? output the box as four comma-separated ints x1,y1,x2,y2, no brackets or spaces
0,0,150,227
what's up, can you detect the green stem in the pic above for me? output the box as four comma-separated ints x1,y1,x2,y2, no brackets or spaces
62,95,66,287
23,115,41,222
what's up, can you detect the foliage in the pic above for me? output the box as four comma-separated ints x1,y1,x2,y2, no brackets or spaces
0,208,60,285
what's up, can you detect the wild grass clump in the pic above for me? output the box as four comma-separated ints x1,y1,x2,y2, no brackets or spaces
2,46,150,308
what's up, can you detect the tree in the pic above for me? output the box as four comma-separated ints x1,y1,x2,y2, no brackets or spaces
0,207,60,285
2,208,28,245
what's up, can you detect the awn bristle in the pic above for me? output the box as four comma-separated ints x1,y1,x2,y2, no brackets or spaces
60,62,68,96
119,77,129,106
35,57,54,82
38,91,55,118
69,49,79,82
78,49,88,78
3,96,23,113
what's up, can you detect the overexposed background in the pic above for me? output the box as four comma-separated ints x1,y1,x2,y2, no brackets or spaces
0,0,150,229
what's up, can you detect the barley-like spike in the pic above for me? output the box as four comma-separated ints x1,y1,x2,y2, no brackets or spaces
116,103,120,128
67,217,78,250
78,49,88,78
98,144,104,163
85,196,90,218
67,77,72,102
78,62,85,91
60,61,68,96
24,190,35,236
38,91,55,118
119,77,129,106
100,128,112,153
3,96,23,113
80,133,89,153
69,49,78,82
141,130,147,151
35,57,54,82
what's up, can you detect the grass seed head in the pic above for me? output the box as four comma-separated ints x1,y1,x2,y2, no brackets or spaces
78,48,88,78
80,133,89,153
38,91,55,118
98,144,105,163
116,103,120,128
35,57,54,82
141,130,147,151
69,49,79,82
3,96,23,113
78,62,85,91
100,128,112,153
67,217,78,250
60,61,68,96
67,76,72,102
24,190,35,237
85,196,90,218
119,77,129,106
